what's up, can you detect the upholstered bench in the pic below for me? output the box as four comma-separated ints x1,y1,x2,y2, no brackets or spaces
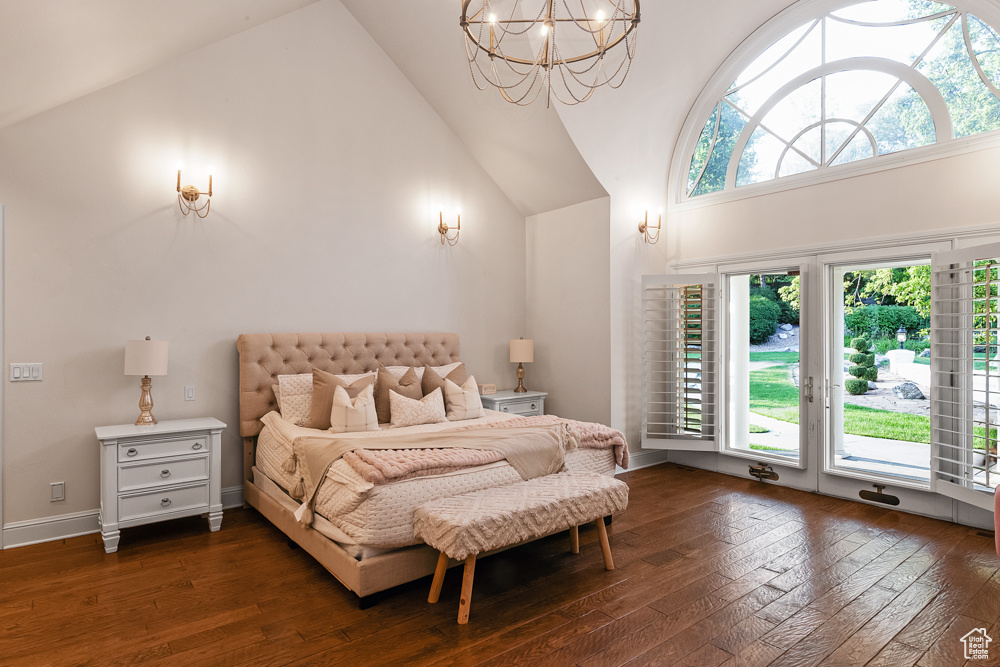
413,471,629,624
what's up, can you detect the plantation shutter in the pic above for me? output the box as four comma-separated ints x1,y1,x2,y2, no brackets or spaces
930,243,1000,511
641,273,720,452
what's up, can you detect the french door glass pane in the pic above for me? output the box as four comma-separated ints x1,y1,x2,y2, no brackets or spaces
830,262,932,481
728,273,801,461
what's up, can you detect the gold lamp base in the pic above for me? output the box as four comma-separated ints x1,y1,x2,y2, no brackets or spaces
135,375,157,426
514,362,527,393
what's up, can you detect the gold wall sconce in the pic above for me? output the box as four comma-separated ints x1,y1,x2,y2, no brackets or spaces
438,211,461,246
639,211,661,244
176,167,213,218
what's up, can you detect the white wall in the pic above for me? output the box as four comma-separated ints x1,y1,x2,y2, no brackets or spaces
526,197,612,424
0,0,527,524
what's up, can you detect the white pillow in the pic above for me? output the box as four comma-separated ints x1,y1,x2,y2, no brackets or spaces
276,373,313,426
329,383,378,434
390,387,447,427
444,375,485,421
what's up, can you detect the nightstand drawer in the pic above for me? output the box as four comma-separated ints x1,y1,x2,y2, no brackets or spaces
119,482,209,522
118,456,209,492
498,399,543,415
119,435,209,462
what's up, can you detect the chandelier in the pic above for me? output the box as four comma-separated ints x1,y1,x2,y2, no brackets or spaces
460,1,640,106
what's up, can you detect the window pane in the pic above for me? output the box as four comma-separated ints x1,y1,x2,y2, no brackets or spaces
830,129,876,166
688,104,720,195
778,149,817,177
967,15,1000,91
831,0,954,23
732,22,816,90
825,70,899,124
791,125,822,163
727,25,822,117
865,83,936,153
826,120,864,163
737,127,785,186
918,20,1000,137
692,103,747,197
760,78,822,142
826,16,948,66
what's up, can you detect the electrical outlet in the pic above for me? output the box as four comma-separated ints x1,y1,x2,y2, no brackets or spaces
50,481,65,502
185,385,196,401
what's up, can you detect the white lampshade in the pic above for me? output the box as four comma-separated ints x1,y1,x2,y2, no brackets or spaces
124,339,169,377
509,338,534,363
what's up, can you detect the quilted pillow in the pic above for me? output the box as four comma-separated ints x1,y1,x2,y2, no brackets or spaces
376,365,423,423
276,373,313,426
306,369,377,430
421,363,468,397
384,363,464,381
390,387,447,427
330,383,379,433
444,375,485,421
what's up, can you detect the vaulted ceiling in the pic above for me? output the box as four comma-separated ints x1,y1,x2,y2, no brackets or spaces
0,0,799,216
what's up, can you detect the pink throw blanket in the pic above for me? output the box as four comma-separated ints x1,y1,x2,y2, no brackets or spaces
343,415,628,484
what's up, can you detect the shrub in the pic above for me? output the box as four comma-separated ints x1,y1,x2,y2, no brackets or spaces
850,337,872,354
845,379,870,395
749,296,781,345
751,284,799,325
844,304,925,338
873,338,930,355
849,353,875,366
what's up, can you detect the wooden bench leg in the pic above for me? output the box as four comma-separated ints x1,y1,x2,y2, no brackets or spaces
570,525,580,554
428,552,449,604
595,518,614,570
458,554,476,624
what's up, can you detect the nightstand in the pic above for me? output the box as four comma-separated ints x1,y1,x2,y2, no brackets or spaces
481,390,547,416
96,417,226,553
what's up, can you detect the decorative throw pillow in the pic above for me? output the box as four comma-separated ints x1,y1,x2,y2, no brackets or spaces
276,373,313,426
330,383,379,433
272,384,281,410
390,387,447,427
421,363,468,398
385,365,425,380
444,375,485,421
306,369,377,430
376,365,423,423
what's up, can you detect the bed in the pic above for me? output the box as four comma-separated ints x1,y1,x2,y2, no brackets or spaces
238,332,621,604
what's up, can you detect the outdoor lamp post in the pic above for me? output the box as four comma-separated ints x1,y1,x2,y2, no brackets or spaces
897,327,907,350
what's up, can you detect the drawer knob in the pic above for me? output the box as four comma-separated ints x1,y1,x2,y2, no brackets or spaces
161,498,171,507
192,442,203,450
126,448,138,457
531,403,537,409
160,469,171,478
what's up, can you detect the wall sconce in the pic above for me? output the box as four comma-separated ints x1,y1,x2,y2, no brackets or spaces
176,167,213,218
638,211,661,244
438,211,461,246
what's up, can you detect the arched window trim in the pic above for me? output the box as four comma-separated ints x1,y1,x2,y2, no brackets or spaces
670,0,1000,210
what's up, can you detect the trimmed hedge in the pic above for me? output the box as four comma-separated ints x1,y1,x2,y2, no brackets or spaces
749,296,781,345
846,335,876,395
845,304,925,337
846,379,870,395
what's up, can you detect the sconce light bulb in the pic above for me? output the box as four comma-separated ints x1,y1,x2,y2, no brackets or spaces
489,13,497,24
176,161,185,170
541,24,549,36
596,10,605,22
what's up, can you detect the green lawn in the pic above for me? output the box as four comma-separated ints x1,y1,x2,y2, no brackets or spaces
750,365,995,445
749,351,799,364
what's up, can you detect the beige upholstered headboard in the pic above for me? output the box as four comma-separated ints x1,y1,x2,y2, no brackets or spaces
236,332,461,438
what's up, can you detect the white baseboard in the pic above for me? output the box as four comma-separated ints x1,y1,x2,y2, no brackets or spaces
617,448,672,475
222,485,244,509
3,486,246,550
3,510,100,550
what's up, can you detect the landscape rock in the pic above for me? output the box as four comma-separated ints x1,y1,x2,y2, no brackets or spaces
919,349,930,358
778,333,788,339
868,381,878,390
892,382,925,400
780,323,793,331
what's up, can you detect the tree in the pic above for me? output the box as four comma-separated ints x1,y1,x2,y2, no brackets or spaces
861,266,931,318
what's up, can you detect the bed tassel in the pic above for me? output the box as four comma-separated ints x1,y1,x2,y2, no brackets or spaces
282,454,297,474
291,477,306,500
293,502,313,526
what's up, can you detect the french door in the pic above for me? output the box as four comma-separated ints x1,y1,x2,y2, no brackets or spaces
645,239,999,526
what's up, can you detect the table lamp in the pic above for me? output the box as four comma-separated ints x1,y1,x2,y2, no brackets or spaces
124,337,169,425
509,337,534,393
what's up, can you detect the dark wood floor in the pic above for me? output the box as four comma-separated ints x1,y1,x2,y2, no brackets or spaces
1,463,998,666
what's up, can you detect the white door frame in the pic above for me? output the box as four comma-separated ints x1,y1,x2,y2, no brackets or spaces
0,205,6,548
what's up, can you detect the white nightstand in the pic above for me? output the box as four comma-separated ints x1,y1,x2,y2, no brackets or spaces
481,390,547,416
96,417,226,553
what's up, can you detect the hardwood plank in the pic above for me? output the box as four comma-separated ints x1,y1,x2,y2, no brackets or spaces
866,641,925,667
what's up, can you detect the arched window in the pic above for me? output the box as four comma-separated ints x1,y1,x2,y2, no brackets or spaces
680,0,1000,201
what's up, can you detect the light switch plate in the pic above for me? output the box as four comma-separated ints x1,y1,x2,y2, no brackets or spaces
50,481,65,502
185,385,196,401
10,363,42,382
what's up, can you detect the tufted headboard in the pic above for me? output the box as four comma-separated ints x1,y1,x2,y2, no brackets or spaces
236,332,460,438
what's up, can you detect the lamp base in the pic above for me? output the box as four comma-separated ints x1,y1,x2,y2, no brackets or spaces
135,376,157,426
514,362,527,393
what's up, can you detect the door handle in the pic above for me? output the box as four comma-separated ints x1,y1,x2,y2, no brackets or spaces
806,377,814,403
